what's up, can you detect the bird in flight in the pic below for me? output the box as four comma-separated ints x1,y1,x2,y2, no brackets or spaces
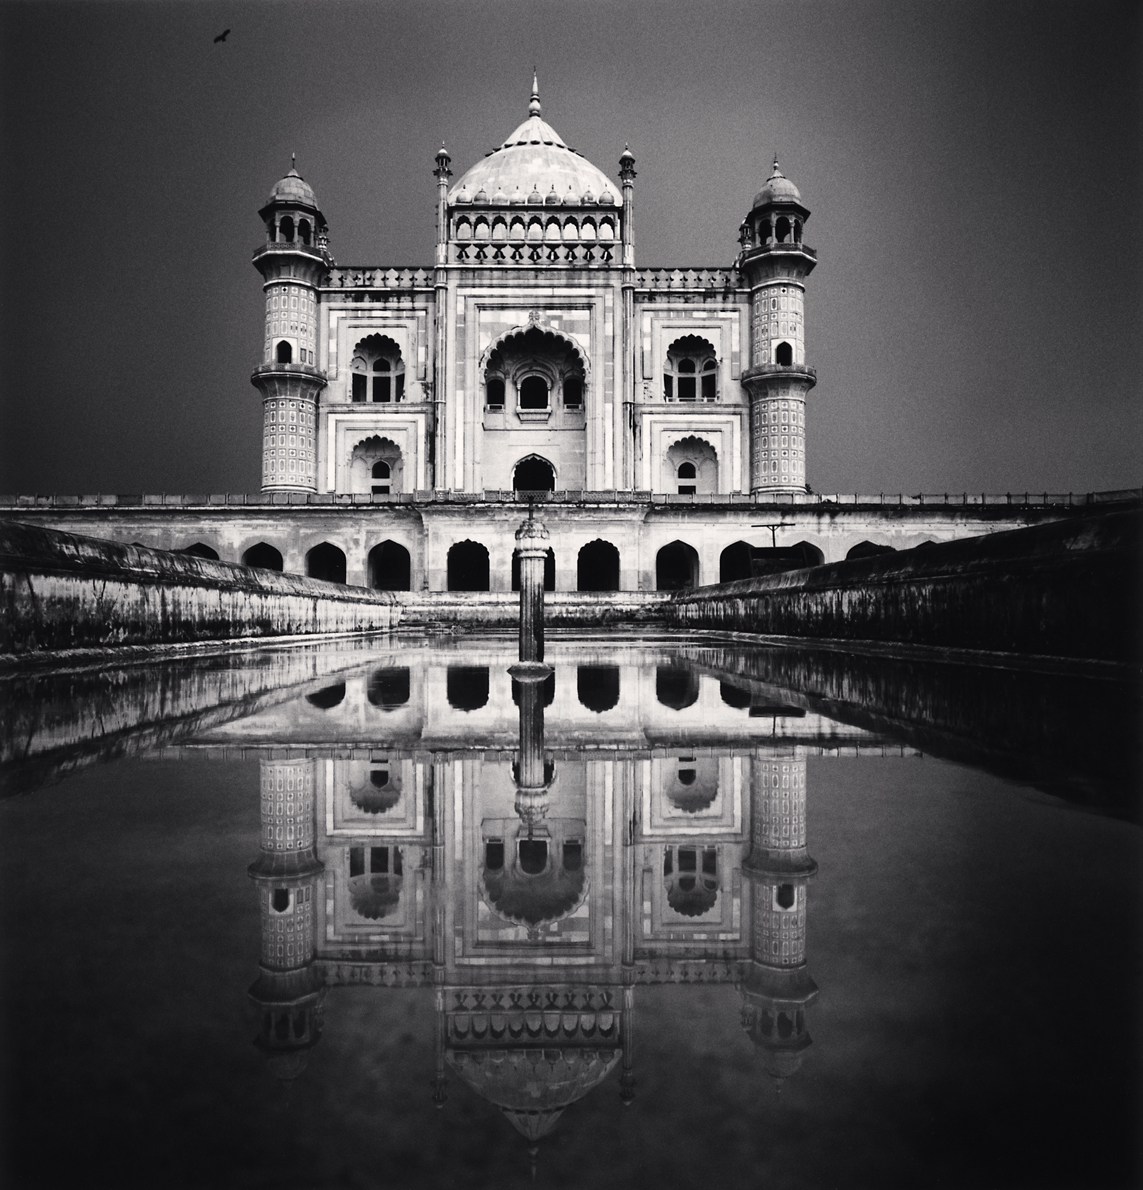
213,28,230,42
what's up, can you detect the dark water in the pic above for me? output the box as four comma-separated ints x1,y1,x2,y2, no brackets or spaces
1,634,1139,1189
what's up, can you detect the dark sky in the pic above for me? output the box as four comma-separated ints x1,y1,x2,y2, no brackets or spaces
1,0,1139,496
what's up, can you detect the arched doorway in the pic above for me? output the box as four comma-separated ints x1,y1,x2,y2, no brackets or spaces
179,543,219,560
719,541,754,583
513,456,556,492
306,542,347,584
577,666,620,713
367,667,410,709
447,666,489,712
656,541,699,590
447,541,490,591
368,541,411,590
846,541,897,561
577,540,620,591
656,666,700,710
511,547,555,592
242,542,283,571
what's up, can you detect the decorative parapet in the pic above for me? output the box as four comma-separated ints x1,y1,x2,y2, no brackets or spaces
325,267,435,290
635,267,744,291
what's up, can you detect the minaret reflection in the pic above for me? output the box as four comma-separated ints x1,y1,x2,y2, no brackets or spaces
248,758,325,1081
740,753,819,1085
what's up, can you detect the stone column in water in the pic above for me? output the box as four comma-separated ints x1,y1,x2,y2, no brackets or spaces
515,515,550,664
739,752,819,1087
508,661,553,827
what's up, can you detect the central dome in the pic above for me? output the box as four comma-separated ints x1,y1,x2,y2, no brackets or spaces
449,81,621,207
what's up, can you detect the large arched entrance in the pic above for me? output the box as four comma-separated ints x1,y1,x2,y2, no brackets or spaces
447,541,490,591
656,540,699,590
306,542,346,584
577,540,620,591
513,456,556,492
368,541,411,590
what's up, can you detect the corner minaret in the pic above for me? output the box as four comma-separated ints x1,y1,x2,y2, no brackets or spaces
251,162,330,492
739,157,817,495
247,758,325,1081
739,753,819,1085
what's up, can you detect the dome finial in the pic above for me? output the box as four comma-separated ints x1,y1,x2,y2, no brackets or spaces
529,69,541,117
771,153,782,177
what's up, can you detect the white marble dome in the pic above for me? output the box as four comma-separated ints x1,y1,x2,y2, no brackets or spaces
449,89,621,208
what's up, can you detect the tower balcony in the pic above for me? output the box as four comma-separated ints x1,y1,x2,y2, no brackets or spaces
742,363,818,384
252,240,330,264
251,362,326,382
745,241,816,260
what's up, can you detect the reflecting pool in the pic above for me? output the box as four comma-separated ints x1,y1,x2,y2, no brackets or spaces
1,634,1139,1189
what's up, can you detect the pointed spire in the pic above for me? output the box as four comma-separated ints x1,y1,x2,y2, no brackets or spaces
529,69,541,117
771,153,783,177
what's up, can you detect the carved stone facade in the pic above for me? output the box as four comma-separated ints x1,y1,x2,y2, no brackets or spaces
253,81,815,501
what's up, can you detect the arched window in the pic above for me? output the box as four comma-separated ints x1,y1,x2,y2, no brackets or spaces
577,666,620,713
775,215,791,243
350,334,405,403
446,666,489,711
518,838,548,874
350,435,403,497
719,681,752,709
306,682,345,709
368,540,411,590
656,666,699,710
298,219,311,245
519,375,549,409
663,845,720,917
367,667,410,709
279,216,294,242
775,341,793,366
664,336,717,401
242,542,283,571
447,541,490,591
563,375,583,408
275,340,293,364
577,540,619,591
306,542,346,584
656,540,699,590
665,437,718,496
486,377,505,408
513,456,556,492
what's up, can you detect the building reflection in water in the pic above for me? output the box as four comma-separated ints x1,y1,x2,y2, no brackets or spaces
241,652,839,1162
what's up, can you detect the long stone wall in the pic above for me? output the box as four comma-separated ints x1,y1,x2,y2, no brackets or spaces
0,520,398,657
669,509,1141,664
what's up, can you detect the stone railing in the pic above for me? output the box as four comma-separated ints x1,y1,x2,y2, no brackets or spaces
252,240,328,259
2,490,1139,510
636,267,741,290
325,267,435,289
453,242,618,266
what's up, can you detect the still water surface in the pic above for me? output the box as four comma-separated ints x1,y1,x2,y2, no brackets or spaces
1,634,1138,1189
